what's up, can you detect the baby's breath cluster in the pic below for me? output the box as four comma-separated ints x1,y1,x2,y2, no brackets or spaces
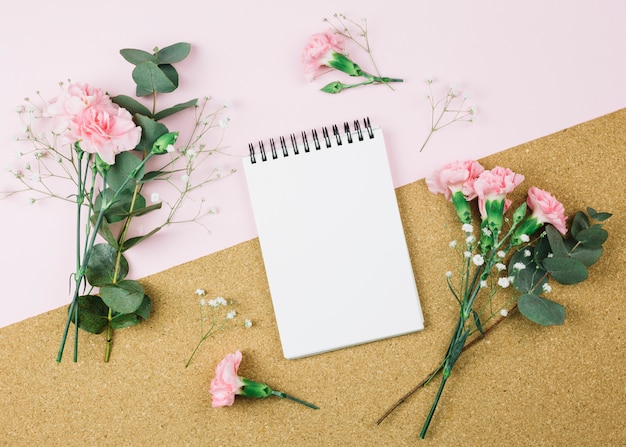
419,78,476,152
185,289,251,368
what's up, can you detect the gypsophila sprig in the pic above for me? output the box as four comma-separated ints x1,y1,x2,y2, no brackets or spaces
3,42,233,363
185,291,251,368
419,79,476,152
376,160,612,438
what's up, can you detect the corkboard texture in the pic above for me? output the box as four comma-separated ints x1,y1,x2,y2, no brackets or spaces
1,109,625,446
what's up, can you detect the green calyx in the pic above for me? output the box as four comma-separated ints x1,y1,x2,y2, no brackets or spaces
240,378,273,399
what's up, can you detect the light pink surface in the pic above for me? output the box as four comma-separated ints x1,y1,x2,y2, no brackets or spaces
1,0,625,328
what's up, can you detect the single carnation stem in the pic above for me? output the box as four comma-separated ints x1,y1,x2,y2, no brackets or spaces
419,375,448,439
271,390,319,410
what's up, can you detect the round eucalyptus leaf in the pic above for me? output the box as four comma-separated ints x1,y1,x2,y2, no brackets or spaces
518,293,565,326
543,256,588,285
100,280,145,314
75,295,109,334
110,313,140,330
86,244,129,287
573,226,608,249
564,238,604,266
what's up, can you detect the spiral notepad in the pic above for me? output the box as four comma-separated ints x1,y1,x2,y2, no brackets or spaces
243,118,424,359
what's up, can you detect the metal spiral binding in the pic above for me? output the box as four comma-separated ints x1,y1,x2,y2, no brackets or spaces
248,117,374,164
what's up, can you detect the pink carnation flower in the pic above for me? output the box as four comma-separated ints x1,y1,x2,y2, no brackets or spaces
472,166,525,218
526,186,567,234
301,31,346,82
425,160,485,201
209,350,245,407
47,82,141,165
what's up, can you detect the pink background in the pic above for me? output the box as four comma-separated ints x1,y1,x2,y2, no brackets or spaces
1,0,625,328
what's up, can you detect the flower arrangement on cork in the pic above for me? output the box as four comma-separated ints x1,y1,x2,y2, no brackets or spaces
376,160,612,439
5,43,232,362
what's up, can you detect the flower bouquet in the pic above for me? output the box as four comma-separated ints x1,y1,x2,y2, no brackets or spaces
6,43,231,362
378,160,611,438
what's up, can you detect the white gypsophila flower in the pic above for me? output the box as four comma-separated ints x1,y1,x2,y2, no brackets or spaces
524,249,532,257
542,283,552,293
226,310,236,320
195,289,206,296
464,251,472,258
215,296,227,306
151,192,160,203
223,100,232,109
498,277,511,288
462,223,473,233
219,117,230,128
497,251,507,259
472,254,485,266
520,234,530,243
186,148,197,161
547,253,554,258
244,319,252,328
481,227,492,237
166,144,175,153
208,299,218,307
466,235,476,244
480,280,488,288
513,262,526,271
449,240,457,249
200,299,206,307
30,173,41,182
495,263,506,272
181,174,190,184
445,271,453,278
500,309,508,317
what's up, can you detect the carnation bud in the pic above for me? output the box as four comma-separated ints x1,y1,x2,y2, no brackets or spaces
151,132,179,155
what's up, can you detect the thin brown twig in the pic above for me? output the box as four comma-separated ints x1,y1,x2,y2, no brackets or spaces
375,304,518,425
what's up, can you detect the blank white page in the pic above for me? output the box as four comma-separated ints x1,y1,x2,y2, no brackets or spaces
243,122,424,359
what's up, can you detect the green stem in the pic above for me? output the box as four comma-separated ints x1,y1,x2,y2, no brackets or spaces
271,390,319,410
419,374,448,439
105,307,113,362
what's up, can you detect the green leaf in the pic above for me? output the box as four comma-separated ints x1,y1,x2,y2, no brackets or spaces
91,214,118,249
120,48,157,65
132,61,177,96
74,295,109,334
100,280,145,314
509,247,548,294
110,313,140,330
587,207,612,222
134,114,169,153
543,256,588,285
85,243,129,287
125,202,162,218
122,226,162,252
94,188,145,223
158,64,179,90
533,234,551,264
545,225,568,257
564,238,604,266
472,310,484,335
573,225,608,249
140,170,172,182
107,151,144,192
135,294,152,320
155,42,191,64
111,95,153,118
518,293,565,326
153,99,198,121
570,211,590,239
109,294,151,329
